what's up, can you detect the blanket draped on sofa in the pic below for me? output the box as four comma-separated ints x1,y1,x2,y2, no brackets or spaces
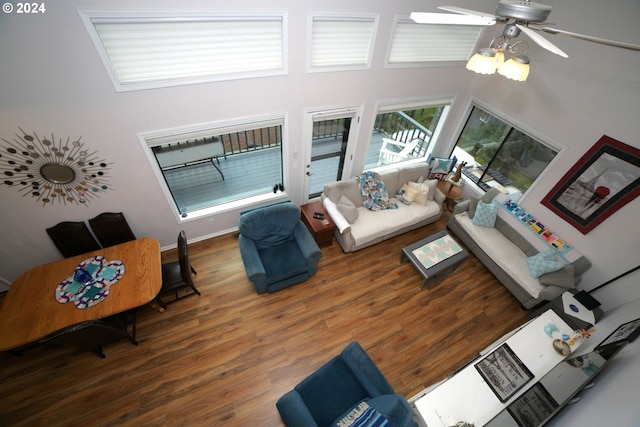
357,171,398,211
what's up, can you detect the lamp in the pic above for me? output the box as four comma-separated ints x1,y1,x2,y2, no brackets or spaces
466,24,531,82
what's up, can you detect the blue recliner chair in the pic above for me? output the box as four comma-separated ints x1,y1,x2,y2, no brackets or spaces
238,202,322,294
276,342,418,427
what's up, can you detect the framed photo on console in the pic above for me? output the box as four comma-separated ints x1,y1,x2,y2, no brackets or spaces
475,343,534,402
595,317,640,350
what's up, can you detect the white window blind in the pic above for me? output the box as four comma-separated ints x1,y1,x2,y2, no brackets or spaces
80,11,286,91
388,19,482,64
309,14,378,71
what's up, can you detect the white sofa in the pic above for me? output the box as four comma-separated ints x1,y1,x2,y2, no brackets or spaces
447,189,592,309
321,163,445,253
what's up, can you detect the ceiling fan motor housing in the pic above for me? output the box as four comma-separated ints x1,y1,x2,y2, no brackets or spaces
496,0,552,22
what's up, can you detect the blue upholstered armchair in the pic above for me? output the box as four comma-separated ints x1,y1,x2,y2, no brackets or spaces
276,342,418,427
238,202,322,294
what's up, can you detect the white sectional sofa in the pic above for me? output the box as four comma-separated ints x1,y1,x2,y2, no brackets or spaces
447,188,592,309
321,163,445,253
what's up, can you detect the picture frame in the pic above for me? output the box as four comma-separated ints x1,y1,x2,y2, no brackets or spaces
541,135,640,234
595,318,640,350
475,343,534,402
507,383,559,427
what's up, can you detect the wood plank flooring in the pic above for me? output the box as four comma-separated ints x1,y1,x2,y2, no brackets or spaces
0,210,530,426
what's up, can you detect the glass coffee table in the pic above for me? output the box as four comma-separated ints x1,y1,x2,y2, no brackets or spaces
401,230,468,288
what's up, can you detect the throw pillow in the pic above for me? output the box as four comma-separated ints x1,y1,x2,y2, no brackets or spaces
471,201,498,227
400,183,419,202
526,249,564,278
407,180,436,205
428,157,455,180
539,264,576,288
337,195,359,224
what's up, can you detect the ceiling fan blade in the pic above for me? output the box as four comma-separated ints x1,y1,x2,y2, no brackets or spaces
530,25,640,52
410,12,495,25
438,6,497,21
516,24,569,58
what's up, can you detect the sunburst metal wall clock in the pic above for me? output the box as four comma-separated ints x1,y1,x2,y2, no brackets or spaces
0,128,112,206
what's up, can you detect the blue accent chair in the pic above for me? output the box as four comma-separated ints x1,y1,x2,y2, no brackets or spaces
238,202,322,294
276,342,418,427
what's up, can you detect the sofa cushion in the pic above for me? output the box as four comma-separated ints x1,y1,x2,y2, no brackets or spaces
324,179,363,206
337,195,359,224
472,201,498,227
259,241,309,284
397,162,430,187
455,212,545,298
406,181,429,205
526,249,565,278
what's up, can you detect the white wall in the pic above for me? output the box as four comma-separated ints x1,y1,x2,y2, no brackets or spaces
0,0,638,309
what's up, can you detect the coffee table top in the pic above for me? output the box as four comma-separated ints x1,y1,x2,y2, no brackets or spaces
402,230,468,278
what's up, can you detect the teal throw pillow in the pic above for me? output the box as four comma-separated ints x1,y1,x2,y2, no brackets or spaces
527,249,564,278
471,201,498,227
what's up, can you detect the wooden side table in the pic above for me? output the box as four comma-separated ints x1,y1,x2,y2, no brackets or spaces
300,201,335,248
436,180,464,211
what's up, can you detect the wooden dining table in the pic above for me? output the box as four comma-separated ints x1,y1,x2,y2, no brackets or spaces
0,237,162,352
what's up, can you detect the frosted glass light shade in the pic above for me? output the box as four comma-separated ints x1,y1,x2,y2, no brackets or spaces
497,55,530,81
465,48,497,75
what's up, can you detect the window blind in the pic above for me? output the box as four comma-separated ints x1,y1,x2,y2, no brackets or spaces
82,12,286,90
388,19,482,64
309,15,378,70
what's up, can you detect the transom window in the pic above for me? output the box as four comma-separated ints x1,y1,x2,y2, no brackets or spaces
452,105,559,195
387,17,482,66
79,10,287,91
308,13,379,72
141,115,285,220
364,100,451,170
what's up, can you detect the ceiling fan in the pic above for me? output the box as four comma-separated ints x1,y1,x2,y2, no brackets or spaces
410,0,640,81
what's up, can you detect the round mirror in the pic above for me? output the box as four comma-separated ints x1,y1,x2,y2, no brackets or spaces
40,163,76,184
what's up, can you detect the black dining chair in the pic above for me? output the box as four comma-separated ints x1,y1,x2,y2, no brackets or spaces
46,221,102,258
38,314,138,358
155,230,201,309
89,212,137,248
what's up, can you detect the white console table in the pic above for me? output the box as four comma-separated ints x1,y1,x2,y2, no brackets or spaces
414,310,580,427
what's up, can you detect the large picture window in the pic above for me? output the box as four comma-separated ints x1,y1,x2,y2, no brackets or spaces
142,115,285,220
364,101,450,170
453,105,559,194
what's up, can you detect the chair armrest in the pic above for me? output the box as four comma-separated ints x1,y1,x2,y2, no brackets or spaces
238,234,267,294
433,187,446,205
341,342,395,397
453,199,471,214
276,390,319,427
293,223,322,274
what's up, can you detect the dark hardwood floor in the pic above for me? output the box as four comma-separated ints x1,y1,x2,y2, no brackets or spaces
0,210,530,426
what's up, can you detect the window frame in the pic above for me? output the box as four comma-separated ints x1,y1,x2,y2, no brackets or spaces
306,12,379,73
139,113,289,223
364,97,453,171
450,99,565,198
78,9,288,92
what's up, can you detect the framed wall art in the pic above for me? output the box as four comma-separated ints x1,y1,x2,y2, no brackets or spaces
541,135,640,234
595,318,640,350
475,343,534,402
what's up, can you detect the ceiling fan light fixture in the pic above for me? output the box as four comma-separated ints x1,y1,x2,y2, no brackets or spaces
466,48,498,75
497,54,530,81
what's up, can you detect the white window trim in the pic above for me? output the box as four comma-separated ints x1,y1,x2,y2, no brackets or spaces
78,9,288,92
384,15,484,69
306,12,379,73
138,113,289,223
